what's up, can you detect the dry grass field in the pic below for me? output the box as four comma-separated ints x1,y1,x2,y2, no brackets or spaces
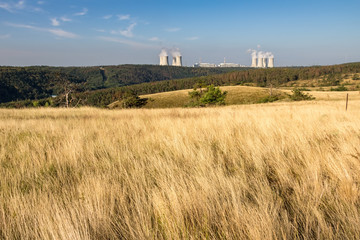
140,86,277,108
1,99,360,239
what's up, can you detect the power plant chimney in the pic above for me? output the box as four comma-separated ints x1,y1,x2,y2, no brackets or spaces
268,57,274,68
251,57,257,68
172,57,177,66
257,57,264,68
263,58,267,68
176,56,182,67
160,56,169,66
159,49,169,66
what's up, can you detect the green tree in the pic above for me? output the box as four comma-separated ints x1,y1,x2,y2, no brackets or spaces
289,88,315,101
122,92,148,108
187,84,227,107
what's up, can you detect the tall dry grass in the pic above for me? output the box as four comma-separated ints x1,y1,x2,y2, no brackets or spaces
1,100,360,239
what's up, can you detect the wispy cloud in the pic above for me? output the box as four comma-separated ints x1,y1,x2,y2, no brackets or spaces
111,23,137,38
103,15,112,20
98,36,156,49
60,16,72,22
186,36,199,41
0,0,43,13
149,37,160,41
6,22,78,38
50,18,60,26
118,14,130,21
48,29,77,38
15,0,25,9
0,3,11,12
165,27,181,32
74,8,88,16
37,1,44,5
0,34,11,39
0,0,26,12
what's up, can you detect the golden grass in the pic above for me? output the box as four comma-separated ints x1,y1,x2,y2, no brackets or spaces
141,86,279,108
1,100,360,239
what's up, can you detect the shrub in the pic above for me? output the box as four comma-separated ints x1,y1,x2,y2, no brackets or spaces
187,85,227,107
330,85,348,91
289,88,315,101
122,92,148,108
257,95,281,103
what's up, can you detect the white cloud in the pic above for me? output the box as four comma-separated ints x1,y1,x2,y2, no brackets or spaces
112,23,137,38
37,1,44,5
51,18,60,26
0,34,11,39
95,29,106,33
6,22,78,38
0,0,26,12
98,36,156,49
0,0,43,13
118,14,130,20
186,36,199,41
74,8,88,16
165,27,181,32
60,16,72,22
48,29,77,38
149,37,160,41
0,3,11,11
103,15,112,20
15,0,25,9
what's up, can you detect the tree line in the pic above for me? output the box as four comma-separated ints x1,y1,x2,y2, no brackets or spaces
1,62,360,108
0,65,245,103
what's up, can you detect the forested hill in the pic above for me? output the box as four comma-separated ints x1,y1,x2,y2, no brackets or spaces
0,65,246,103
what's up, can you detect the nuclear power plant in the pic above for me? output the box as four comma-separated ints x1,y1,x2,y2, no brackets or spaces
159,49,183,66
159,48,275,68
250,50,275,68
172,56,182,66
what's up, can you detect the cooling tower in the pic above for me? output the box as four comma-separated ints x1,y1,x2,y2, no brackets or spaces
172,57,177,66
251,57,257,68
160,56,169,66
257,58,264,68
176,56,182,66
262,58,267,68
268,57,274,68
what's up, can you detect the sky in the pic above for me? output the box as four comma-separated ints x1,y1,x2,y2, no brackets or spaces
0,0,360,67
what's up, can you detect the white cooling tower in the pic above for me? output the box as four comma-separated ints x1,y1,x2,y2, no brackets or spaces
160,56,169,66
262,58,267,68
268,57,274,68
172,57,177,66
251,57,257,68
176,56,182,66
257,58,264,68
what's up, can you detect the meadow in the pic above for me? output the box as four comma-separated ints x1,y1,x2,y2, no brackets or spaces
1,99,360,239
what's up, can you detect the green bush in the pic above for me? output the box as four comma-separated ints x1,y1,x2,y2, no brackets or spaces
289,88,315,101
187,84,227,107
330,85,348,91
257,95,281,103
121,92,148,108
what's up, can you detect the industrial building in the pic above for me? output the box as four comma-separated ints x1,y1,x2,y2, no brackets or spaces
160,55,169,66
193,63,217,68
250,50,275,68
159,49,183,67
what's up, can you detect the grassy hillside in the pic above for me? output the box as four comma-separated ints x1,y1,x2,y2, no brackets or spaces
139,86,284,108
119,85,358,109
1,101,360,239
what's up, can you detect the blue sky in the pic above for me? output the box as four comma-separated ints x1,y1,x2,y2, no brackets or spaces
0,0,360,66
